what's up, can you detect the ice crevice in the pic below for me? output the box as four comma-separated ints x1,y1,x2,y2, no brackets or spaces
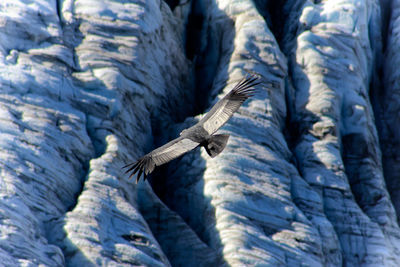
282,0,400,266
1,0,400,266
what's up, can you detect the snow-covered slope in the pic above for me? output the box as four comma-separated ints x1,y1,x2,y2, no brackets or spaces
1,0,400,266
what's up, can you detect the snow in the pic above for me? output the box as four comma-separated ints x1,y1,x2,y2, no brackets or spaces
1,0,400,266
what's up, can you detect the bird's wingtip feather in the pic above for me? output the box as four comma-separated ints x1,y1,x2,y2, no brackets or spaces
124,156,155,183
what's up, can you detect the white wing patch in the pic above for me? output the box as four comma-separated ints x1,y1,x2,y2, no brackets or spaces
202,100,240,134
151,138,199,165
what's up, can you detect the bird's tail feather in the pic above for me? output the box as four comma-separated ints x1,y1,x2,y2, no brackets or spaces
205,134,230,158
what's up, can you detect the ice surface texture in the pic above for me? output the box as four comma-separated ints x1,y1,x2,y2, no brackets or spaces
0,0,400,266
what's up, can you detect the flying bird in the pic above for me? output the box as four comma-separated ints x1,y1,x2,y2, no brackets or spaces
123,74,260,183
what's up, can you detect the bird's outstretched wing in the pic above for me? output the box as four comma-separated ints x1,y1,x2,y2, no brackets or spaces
200,75,260,135
123,136,199,183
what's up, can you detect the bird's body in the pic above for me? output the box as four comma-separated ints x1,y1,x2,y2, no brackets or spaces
180,124,210,143
123,74,260,183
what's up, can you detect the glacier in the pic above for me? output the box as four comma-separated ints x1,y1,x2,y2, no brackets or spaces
1,0,400,266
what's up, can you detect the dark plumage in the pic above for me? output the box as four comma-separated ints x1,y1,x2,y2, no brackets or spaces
123,74,260,183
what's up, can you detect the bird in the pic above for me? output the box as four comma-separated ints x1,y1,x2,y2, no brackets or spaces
123,74,260,183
